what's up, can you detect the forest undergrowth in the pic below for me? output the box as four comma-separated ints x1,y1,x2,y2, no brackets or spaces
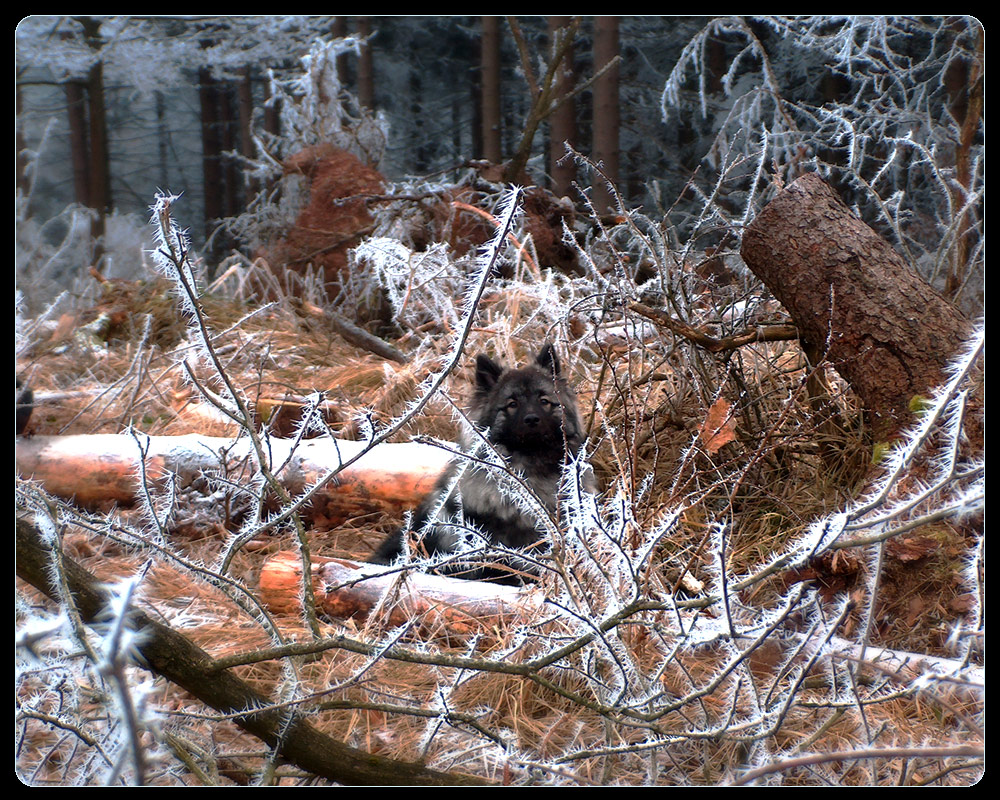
15,180,983,786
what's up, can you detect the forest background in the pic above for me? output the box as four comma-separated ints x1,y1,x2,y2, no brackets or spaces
15,16,984,787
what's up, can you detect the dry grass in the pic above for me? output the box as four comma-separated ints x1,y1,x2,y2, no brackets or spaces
15,264,983,786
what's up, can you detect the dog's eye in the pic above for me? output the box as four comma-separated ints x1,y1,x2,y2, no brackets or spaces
539,396,558,408
506,398,519,411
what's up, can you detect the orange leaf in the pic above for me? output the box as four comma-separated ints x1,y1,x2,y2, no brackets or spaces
699,398,737,454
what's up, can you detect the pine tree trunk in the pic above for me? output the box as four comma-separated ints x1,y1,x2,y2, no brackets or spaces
548,16,577,198
238,68,256,196
942,20,984,301
480,16,502,163
85,61,110,238
740,173,974,441
87,62,111,245
78,18,110,252
357,17,375,110
330,17,349,86
220,83,239,222
409,71,428,172
64,81,90,206
264,79,281,137
16,86,30,197
154,91,170,188
591,17,620,213
198,67,223,249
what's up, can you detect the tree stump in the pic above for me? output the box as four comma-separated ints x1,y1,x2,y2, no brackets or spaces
740,173,974,441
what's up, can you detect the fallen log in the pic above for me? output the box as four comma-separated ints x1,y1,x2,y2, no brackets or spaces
746,633,983,705
259,551,545,641
740,173,975,441
15,434,451,522
261,553,983,702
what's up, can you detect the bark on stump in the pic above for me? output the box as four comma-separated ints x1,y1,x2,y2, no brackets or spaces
740,173,974,441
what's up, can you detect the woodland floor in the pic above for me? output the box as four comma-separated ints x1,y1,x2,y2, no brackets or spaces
15,269,983,786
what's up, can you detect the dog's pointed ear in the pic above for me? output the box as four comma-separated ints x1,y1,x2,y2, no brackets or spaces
475,354,505,393
535,343,560,377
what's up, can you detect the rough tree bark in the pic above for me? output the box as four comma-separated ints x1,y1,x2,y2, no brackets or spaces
264,77,281,137
238,67,257,197
740,173,975,441
480,16,502,164
330,17,349,86
79,17,110,248
356,17,375,111
548,17,577,198
60,19,110,252
64,80,91,206
198,66,223,244
591,16,620,213
16,86,31,196
220,83,240,222
943,19,984,301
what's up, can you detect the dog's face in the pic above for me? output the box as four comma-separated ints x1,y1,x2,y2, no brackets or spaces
472,345,582,456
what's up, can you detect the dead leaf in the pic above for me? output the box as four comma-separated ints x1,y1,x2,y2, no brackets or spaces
949,593,978,614
886,535,937,562
905,596,925,627
699,398,737,454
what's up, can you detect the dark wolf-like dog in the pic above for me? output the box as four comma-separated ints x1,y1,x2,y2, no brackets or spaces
370,344,593,582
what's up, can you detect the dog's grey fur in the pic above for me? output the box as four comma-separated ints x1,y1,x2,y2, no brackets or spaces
370,344,592,581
